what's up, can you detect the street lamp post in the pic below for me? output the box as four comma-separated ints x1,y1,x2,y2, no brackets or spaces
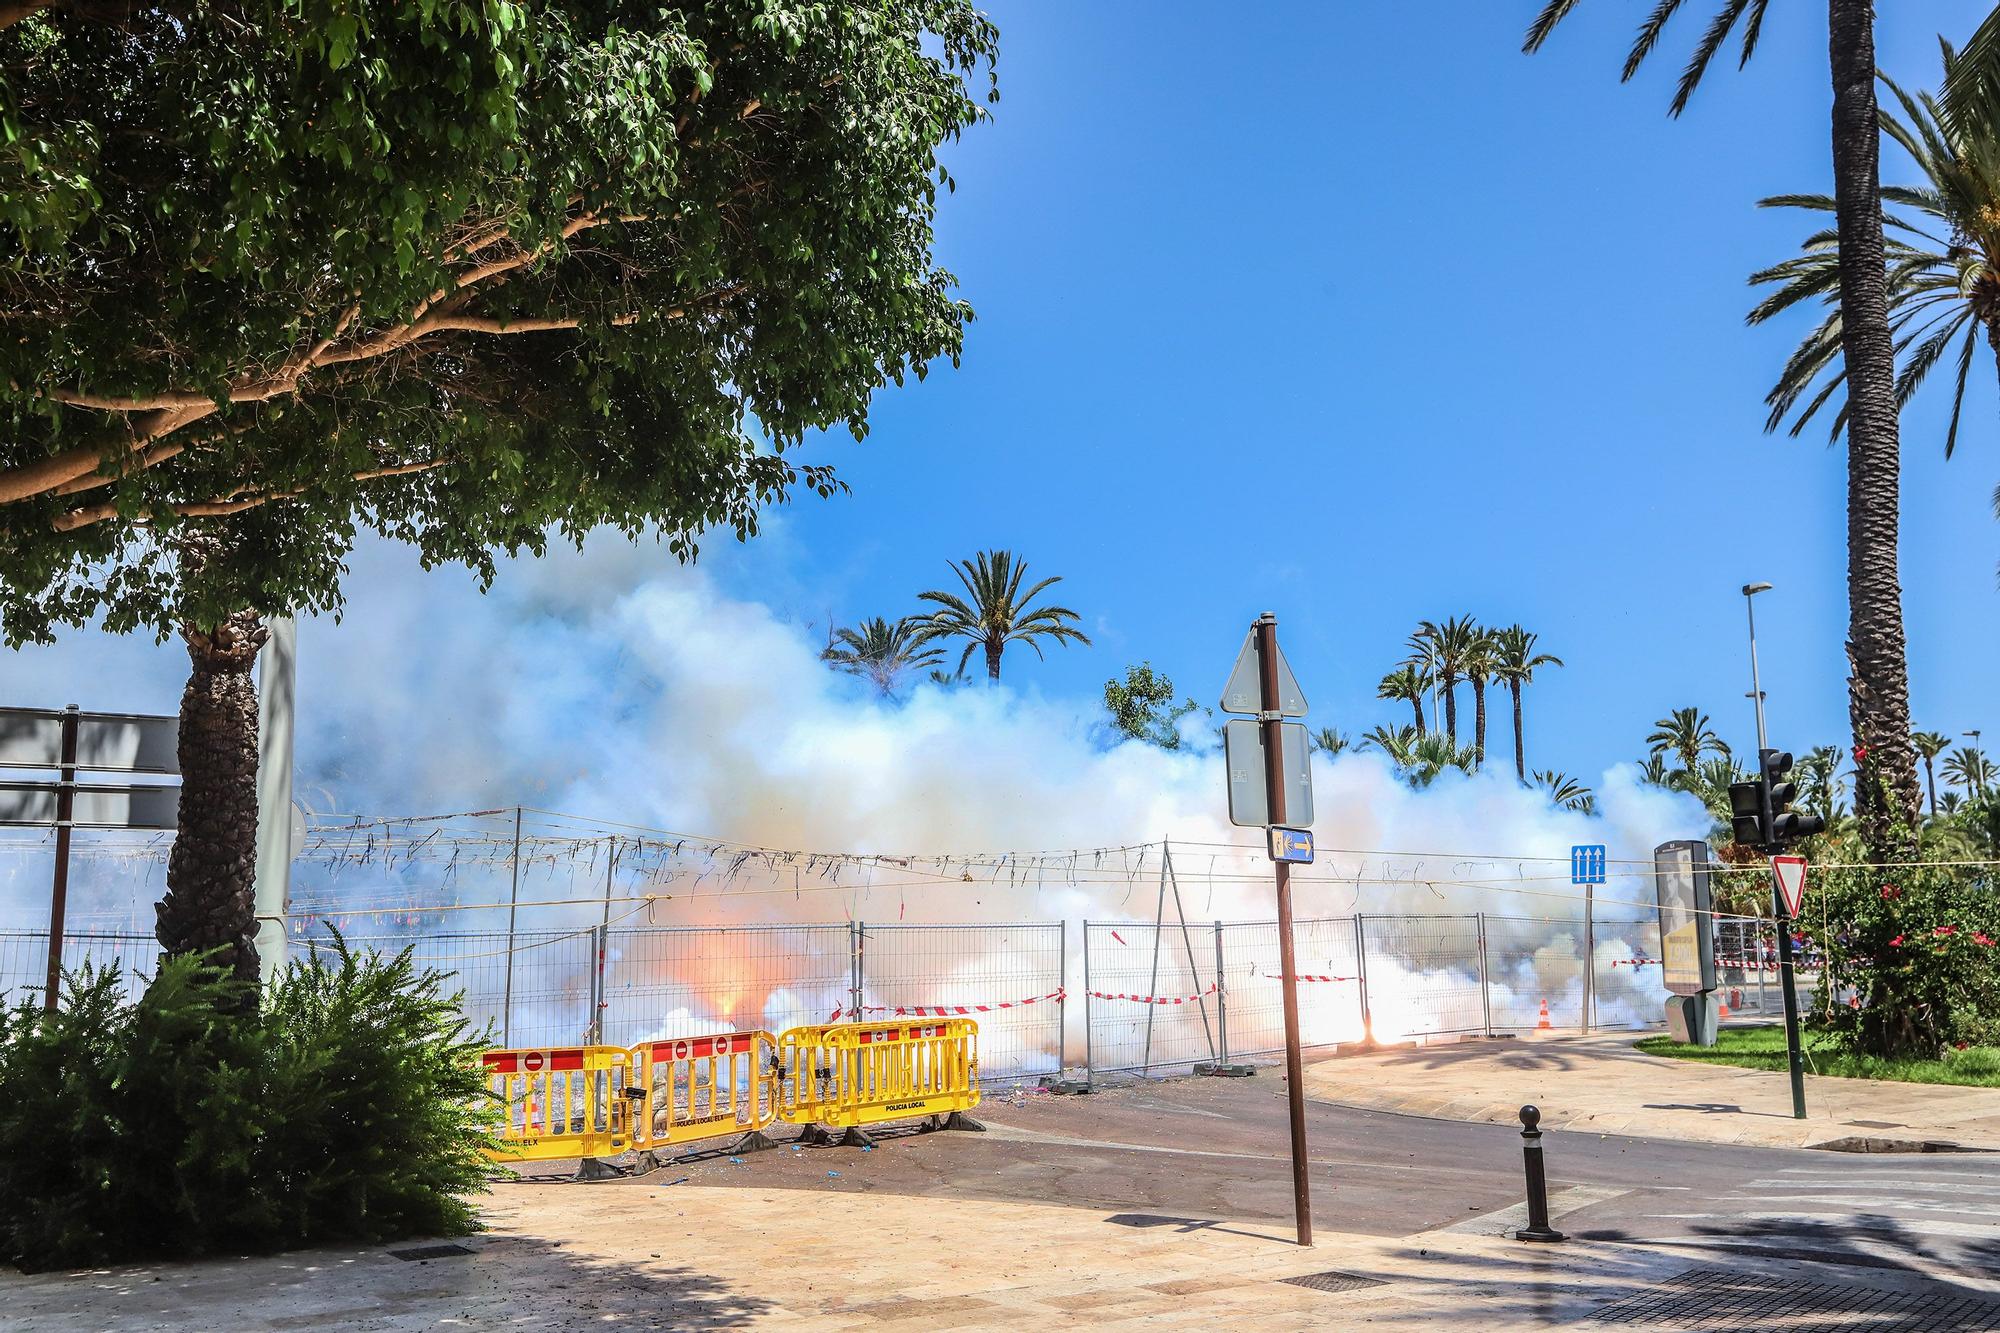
1742,582,1772,752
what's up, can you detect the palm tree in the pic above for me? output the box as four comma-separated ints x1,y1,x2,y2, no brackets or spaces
915,550,1090,682
1405,732,1479,789
1637,752,1672,787
1402,629,1444,735
1532,769,1594,813
1795,745,1848,825
1942,745,1995,801
1359,723,1420,768
1409,615,1481,744
1492,625,1563,784
1310,726,1352,757
1462,626,1500,769
1647,707,1729,777
1679,754,1748,827
821,616,944,696
1377,664,1428,736
1525,0,1923,863
1912,730,1952,814
1751,65,2000,459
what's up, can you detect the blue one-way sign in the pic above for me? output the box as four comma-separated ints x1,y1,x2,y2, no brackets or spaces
1571,844,1606,885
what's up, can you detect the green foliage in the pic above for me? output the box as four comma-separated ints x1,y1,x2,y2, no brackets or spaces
821,616,944,697
1636,1023,2000,1087
1102,662,1203,750
0,1,999,641
1812,862,2000,1058
916,549,1089,682
0,940,494,1272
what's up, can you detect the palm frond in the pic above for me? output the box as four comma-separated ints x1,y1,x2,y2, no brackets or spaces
1670,0,1750,118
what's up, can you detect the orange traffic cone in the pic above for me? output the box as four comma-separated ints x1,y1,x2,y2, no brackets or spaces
1718,997,1731,1019
1536,998,1552,1030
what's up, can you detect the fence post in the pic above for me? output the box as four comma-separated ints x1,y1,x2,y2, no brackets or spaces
1057,920,1068,1075
1477,911,1493,1035
1082,921,1094,1090
501,805,521,1047
1354,913,1374,1042
587,837,614,1044
1213,921,1229,1066
849,921,865,1022
42,704,79,1014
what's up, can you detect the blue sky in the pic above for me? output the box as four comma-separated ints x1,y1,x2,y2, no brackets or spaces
8,1,1998,796
739,0,2000,778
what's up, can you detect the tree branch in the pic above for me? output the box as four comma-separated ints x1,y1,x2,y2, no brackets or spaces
51,457,453,532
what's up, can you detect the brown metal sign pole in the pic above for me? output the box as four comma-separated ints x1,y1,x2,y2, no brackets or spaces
1256,614,1313,1247
43,704,80,1014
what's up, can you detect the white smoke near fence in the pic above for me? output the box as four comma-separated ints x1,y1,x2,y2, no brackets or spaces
2,534,1717,1071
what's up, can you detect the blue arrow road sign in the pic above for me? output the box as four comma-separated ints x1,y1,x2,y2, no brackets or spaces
1571,844,1606,885
1270,827,1314,863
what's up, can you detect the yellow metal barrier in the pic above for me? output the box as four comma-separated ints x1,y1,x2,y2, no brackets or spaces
629,1030,777,1149
482,1045,640,1162
775,1019,980,1129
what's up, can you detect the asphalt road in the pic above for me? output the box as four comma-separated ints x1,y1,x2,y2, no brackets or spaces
596,1073,2000,1287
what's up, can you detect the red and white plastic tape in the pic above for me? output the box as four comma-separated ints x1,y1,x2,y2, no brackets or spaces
829,988,1066,1022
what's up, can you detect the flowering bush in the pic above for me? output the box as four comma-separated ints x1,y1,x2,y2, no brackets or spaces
1813,862,2000,1057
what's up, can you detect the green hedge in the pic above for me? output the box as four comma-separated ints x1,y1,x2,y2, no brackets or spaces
0,935,497,1272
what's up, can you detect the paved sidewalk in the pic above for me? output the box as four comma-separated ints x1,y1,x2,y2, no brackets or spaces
9,1179,1991,1331
1298,1032,2000,1151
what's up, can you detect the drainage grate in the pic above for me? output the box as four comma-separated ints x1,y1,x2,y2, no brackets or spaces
1590,1266,2000,1329
387,1243,475,1262
1279,1271,1389,1295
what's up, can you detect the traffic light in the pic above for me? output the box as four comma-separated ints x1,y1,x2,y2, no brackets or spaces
1761,748,1826,846
1728,779,1766,848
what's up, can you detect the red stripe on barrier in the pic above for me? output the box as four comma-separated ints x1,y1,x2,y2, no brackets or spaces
1086,982,1219,1005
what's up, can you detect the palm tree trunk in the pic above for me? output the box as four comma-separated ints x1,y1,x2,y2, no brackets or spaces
1828,0,1923,858
1442,672,1458,744
1471,679,1488,768
984,639,1002,681
157,609,268,995
1510,682,1525,783
1922,756,1937,816
1409,692,1425,736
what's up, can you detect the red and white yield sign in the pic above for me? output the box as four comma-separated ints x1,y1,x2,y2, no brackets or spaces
1772,855,1809,917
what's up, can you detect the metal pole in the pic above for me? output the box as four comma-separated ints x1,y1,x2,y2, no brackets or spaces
1772,868,1808,1119
1057,919,1069,1076
43,705,79,1014
253,616,296,986
1354,912,1373,1042
1744,588,1770,752
1256,612,1312,1248
1214,921,1229,1066
1082,921,1094,1089
1165,844,1217,1062
502,806,522,1047
849,920,865,1023
1477,911,1493,1034
589,837,614,1044
1582,886,1595,1034
1141,854,1168,1075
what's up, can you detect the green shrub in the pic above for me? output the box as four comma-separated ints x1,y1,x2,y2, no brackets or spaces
0,938,495,1272
1812,861,2000,1057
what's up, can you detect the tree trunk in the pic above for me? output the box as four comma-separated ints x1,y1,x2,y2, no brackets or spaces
1441,671,1458,744
1471,678,1488,768
1510,682,1526,784
1922,757,1937,816
156,610,267,994
1409,691,1426,737
1828,0,1923,857
984,639,1002,681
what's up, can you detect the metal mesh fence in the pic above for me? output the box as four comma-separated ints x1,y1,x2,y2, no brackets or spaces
862,923,1065,1086
1213,917,1363,1061
602,924,850,1049
0,930,160,1007
1082,921,1221,1076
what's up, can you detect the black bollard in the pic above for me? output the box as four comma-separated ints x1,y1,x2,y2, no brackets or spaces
1515,1104,1565,1243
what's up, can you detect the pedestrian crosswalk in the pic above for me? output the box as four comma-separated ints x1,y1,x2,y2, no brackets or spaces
1631,1163,2000,1281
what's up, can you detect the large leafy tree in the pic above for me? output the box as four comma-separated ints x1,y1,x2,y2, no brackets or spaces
822,617,945,697
1101,661,1203,750
0,1,998,984
916,549,1089,682
1492,624,1563,783
1525,0,1925,861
